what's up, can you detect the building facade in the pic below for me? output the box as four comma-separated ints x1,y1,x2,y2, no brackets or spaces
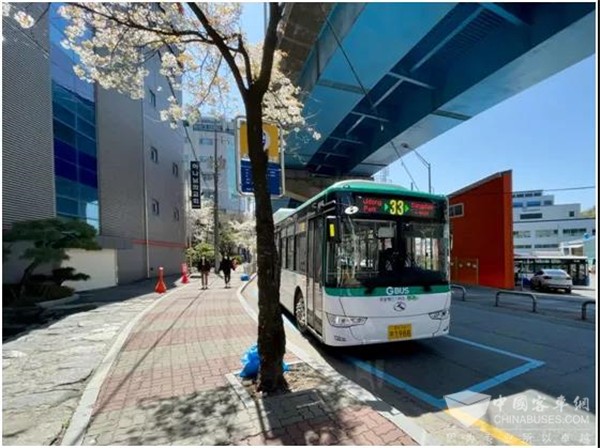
448,171,514,289
183,117,253,218
512,190,596,253
3,4,187,284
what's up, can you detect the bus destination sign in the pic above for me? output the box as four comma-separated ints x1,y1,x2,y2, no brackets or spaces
356,196,436,218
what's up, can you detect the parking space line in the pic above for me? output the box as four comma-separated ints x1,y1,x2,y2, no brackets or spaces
346,357,446,408
444,335,542,364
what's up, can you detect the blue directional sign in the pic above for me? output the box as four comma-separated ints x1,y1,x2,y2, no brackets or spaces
240,160,282,196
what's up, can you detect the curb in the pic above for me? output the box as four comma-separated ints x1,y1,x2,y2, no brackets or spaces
235,277,439,445
36,293,81,309
61,280,192,446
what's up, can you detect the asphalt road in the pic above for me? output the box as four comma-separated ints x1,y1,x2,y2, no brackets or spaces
242,280,596,446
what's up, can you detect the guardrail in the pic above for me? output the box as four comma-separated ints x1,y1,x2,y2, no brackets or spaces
451,284,466,301
495,290,538,313
581,300,595,321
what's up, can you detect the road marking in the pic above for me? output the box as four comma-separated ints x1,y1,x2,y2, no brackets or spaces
443,408,529,446
445,335,541,363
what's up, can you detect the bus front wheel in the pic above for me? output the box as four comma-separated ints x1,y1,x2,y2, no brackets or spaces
295,292,307,334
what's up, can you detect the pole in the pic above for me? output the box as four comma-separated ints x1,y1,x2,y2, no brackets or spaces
213,127,220,269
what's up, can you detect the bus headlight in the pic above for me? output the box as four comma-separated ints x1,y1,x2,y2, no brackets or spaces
429,309,449,320
326,313,367,327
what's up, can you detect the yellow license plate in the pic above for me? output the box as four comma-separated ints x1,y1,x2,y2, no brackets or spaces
388,324,412,340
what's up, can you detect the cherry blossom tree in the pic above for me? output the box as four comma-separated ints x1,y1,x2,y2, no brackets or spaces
7,2,319,393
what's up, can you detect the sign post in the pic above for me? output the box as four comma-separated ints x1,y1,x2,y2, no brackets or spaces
236,117,284,197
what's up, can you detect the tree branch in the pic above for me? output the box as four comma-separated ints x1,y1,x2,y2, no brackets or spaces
255,3,283,96
187,2,248,96
70,3,211,43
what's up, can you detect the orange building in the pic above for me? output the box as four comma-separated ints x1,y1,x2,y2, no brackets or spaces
448,171,514,289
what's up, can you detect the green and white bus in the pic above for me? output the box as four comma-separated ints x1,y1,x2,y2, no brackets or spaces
274,180,451,347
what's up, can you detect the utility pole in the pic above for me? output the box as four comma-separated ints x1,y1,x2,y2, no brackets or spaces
414,149,432,194
213,126,220,269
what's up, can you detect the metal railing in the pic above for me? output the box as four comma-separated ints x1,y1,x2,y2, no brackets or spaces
451,284,466,301
581,301,595,321
495,290,538,313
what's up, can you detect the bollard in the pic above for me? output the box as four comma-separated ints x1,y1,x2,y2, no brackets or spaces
155,266,167,293
181,262,189,284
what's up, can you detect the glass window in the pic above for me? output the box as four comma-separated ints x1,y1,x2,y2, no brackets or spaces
569,211,575,217
54,119,76,146
296,232,307,274
200,138,214,145
54,139,77,163
328,217,448,288
77,116,96,139
55,157,78,181
56,197,79,216
149,89,156,108
79,185,98,203
76,134,96,155
55,176,79,200
449,203,464,218
53,101,76,127
513,202,523,208
78,151,97,172
527,201,541,207
77,100,95,124
78,167,98,188
520,213,542,220
83,202,99,220
287,236,295,271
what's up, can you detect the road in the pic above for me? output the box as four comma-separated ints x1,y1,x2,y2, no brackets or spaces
242,280,596,446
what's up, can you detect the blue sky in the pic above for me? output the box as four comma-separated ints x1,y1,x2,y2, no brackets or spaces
240,4,596,211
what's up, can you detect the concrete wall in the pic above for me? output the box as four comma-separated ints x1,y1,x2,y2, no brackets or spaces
62,248,118,291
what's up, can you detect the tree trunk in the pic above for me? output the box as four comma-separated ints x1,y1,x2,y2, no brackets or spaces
18,261,39,300
245,93,288,393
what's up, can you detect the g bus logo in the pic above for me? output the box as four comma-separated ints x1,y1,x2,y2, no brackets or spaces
387,286,410,295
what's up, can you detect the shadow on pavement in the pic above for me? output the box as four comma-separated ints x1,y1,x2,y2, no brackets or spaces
2,274,180,342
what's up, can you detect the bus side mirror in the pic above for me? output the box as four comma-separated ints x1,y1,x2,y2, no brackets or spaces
326,217,341,243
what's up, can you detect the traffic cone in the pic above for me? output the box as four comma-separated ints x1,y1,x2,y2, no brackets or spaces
181,262,189,284
155,266,167,294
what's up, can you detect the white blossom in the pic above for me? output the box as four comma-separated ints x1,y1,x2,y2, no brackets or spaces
13,10,34,28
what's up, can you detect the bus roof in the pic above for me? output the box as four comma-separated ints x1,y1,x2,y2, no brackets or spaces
274,179,446,225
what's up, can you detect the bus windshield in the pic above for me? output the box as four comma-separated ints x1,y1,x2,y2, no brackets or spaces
327,216,449,290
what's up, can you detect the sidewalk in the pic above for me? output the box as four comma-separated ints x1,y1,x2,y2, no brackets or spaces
66,275,419,445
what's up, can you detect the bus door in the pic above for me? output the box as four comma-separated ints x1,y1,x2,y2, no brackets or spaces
307,217,324,334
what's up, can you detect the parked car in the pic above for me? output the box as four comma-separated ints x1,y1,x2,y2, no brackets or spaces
530,269,572,293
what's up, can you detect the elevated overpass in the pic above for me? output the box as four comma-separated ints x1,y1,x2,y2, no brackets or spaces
278,2,595,201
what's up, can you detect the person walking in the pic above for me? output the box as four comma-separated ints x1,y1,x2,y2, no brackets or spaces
197,256,211,290
219,255,233,288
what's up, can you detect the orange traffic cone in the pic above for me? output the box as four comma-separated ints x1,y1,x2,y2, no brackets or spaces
155,266,167,294
181,262,189,284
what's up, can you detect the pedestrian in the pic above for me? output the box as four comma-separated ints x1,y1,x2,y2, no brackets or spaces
232,257,238,271
197,256,211,290
219,255,233,288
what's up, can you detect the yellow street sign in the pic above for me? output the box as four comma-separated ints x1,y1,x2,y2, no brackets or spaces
238,120,280,163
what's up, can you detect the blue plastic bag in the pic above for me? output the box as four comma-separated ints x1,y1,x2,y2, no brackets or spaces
241,274,250,281
239,343,290,378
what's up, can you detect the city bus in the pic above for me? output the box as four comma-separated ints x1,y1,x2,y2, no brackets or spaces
274,180,451,347
514,253,589,286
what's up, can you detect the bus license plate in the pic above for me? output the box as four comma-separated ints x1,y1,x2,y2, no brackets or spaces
388,324,412,340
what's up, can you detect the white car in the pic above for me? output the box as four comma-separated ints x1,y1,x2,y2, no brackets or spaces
530,269,573,293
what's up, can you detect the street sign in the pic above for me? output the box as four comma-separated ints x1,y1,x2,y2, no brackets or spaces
236,118,284,197
190,161,201,208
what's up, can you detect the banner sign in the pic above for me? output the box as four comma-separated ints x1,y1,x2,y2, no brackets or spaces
190,161,201,209
236,118,283,197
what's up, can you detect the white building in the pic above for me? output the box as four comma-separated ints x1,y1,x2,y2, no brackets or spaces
512,190,595,252
183,117,254,218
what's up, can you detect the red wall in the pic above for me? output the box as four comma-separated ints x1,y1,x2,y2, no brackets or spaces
449,171,514,289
